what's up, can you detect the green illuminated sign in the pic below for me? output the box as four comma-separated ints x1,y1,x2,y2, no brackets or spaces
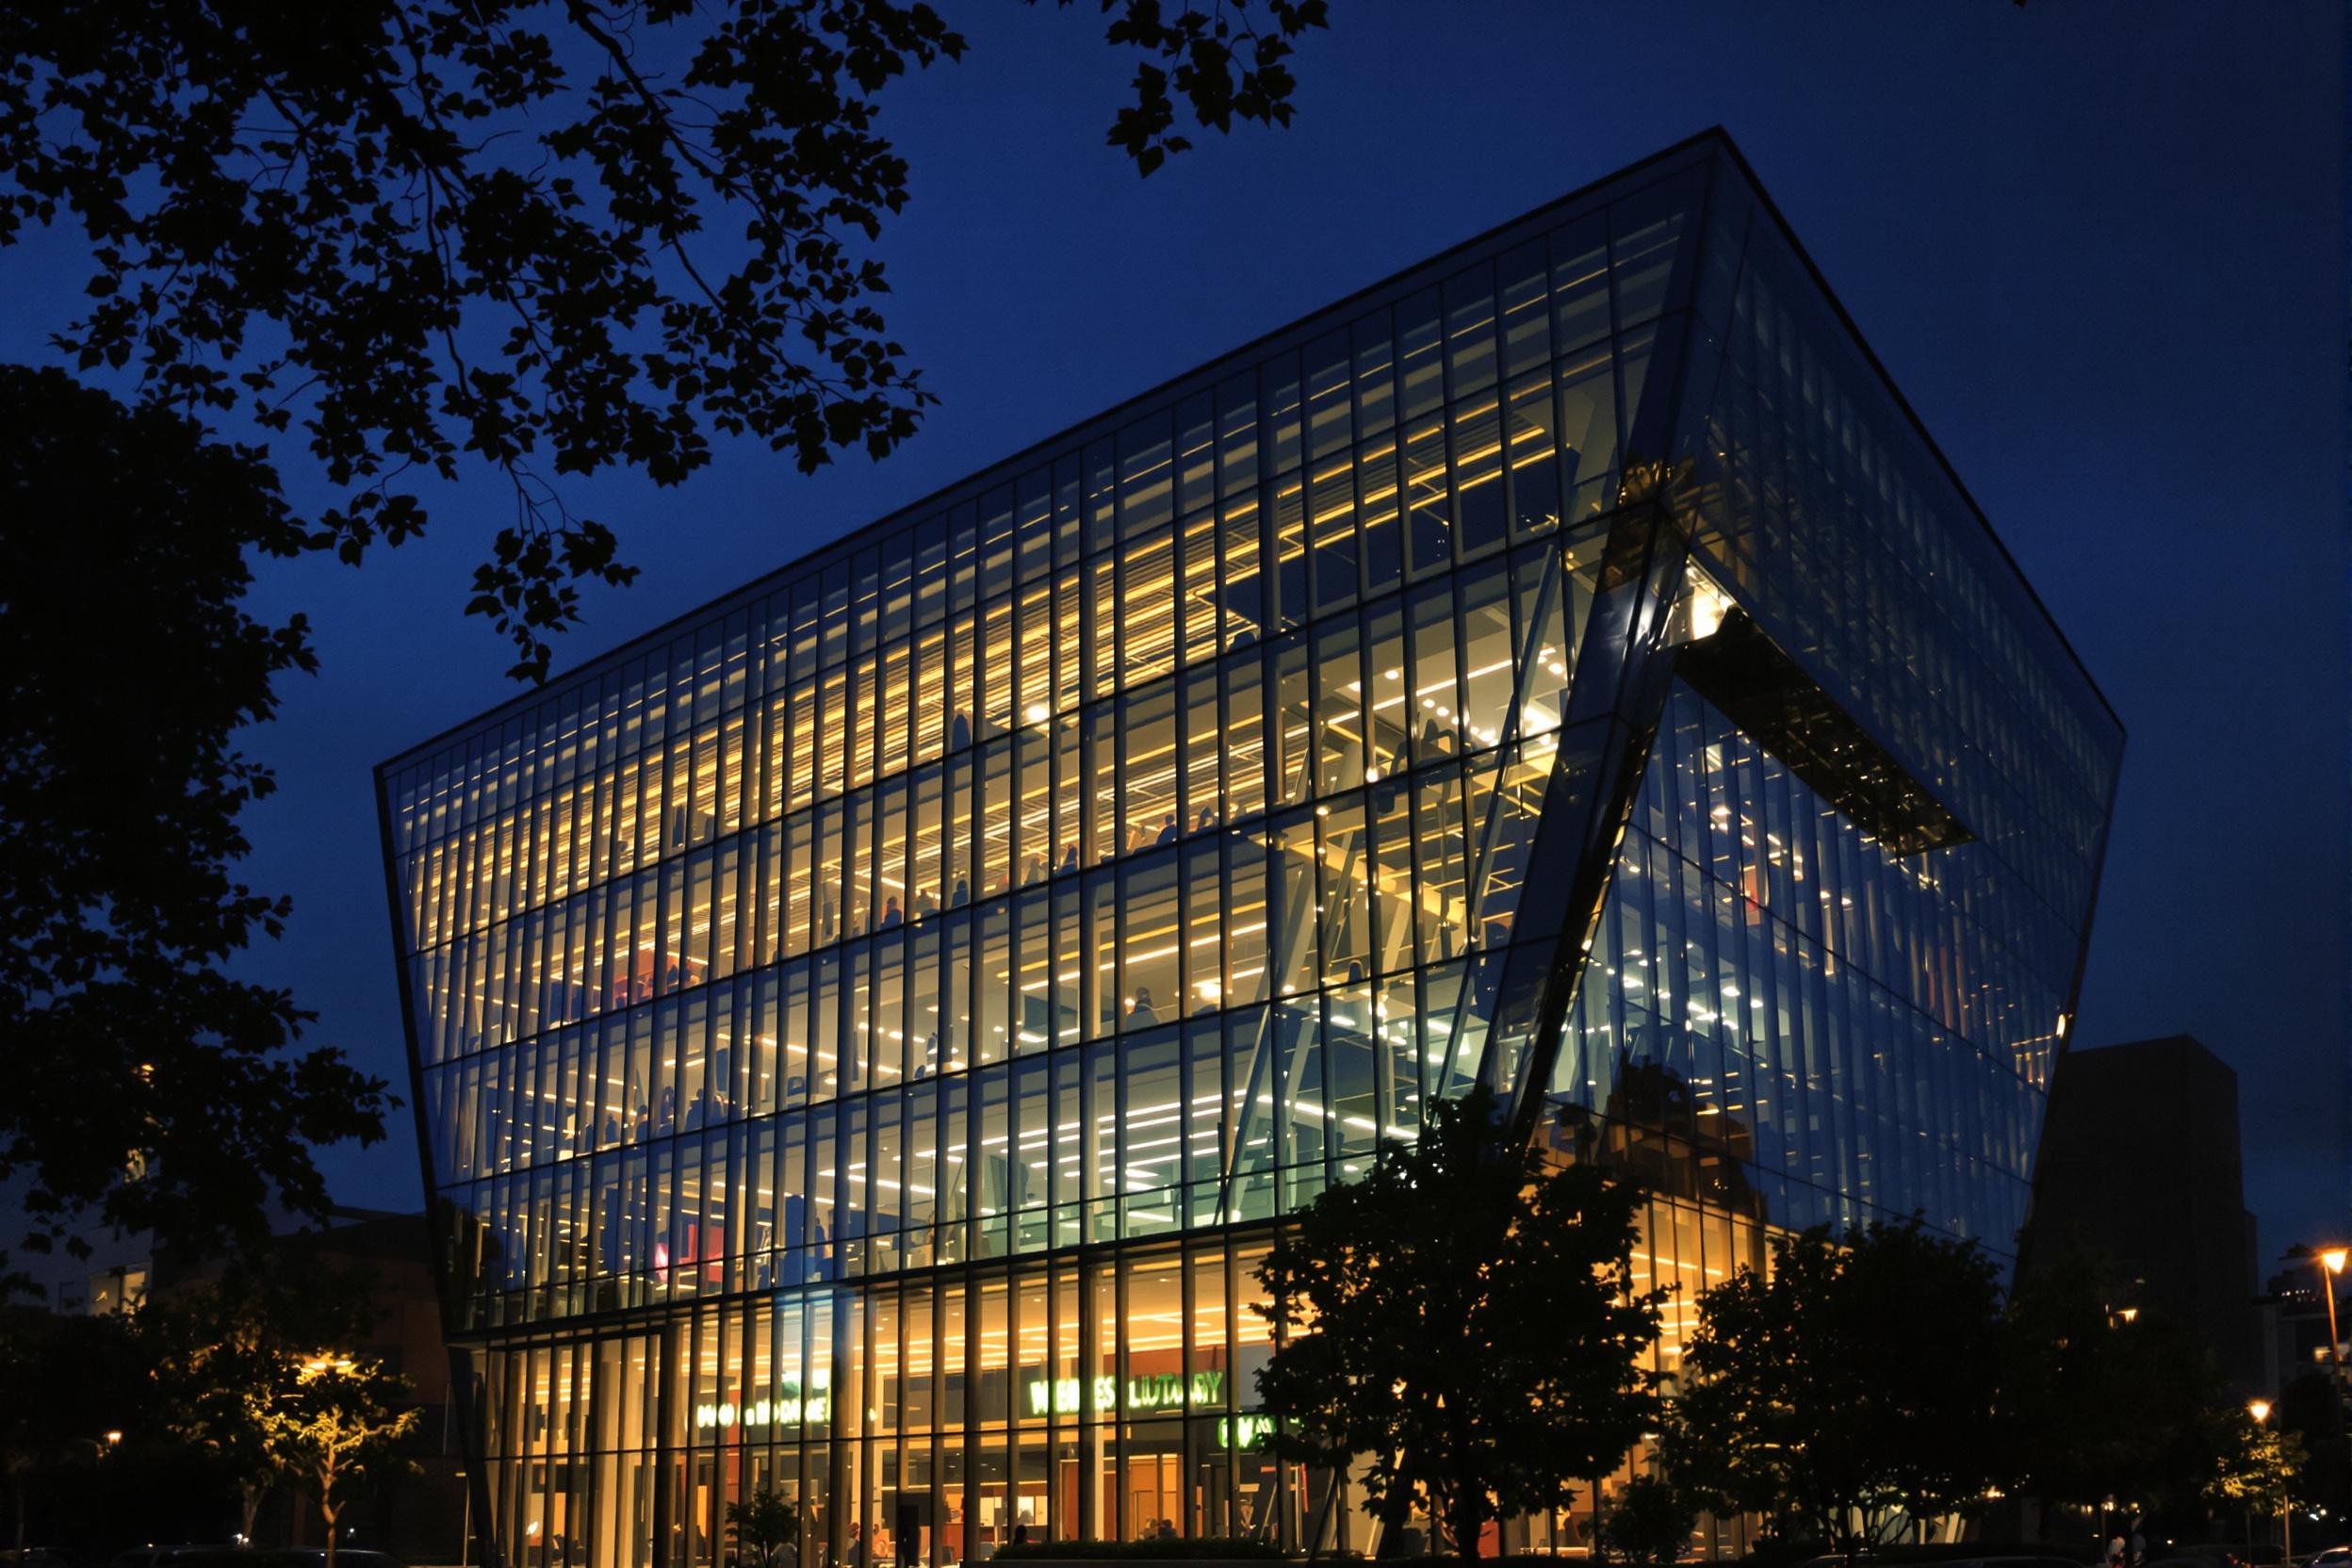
1022,1370,1224,1416
694,1373,831,1431
1216,1414,1275,1450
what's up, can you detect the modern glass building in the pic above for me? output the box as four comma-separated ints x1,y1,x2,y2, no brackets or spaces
380,131,2122,1568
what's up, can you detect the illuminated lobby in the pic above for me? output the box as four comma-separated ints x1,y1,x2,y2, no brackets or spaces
380,131,2122,1568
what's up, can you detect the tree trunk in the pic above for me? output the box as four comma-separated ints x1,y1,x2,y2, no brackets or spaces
241,1480,266,1545
1369,1484,1413,1560
322,1491,341,1568
1449,1494,1483,1565
11,1474,28,1568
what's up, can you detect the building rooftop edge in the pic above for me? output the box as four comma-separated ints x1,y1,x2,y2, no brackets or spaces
376,125,2118,776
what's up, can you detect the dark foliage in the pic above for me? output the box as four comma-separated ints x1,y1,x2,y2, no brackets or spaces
0,367,391,1268
1596,1474,1699,1568
726,1483,801,1568
145,1253,384,1541
0,0,1329,679
1255,1086,1665,1563
0,1302,157,1560
2275,1367,2348,1516
1663,1218,2008,1551
0,0,1325,1265
2002,1250,2247,1526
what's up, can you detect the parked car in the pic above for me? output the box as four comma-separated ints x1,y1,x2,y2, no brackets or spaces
2301,1550,2352,1568
1940,1557,2087,1568
107,1546,223,1568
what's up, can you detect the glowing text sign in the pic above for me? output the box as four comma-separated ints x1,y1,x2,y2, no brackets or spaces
1216,1414,1275,1449
1022,1370,1224,1417
694,1373,831,1431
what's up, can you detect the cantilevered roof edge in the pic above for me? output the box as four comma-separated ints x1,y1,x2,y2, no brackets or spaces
380,124,2120,776
376,128,1733,776
1702,136,2122,741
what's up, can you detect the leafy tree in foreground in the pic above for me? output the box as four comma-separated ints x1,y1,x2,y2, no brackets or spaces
2207,1413,2304,1533
1663,1218,2006,1551
0,0,1330,678
0,0,1324,1267
149,1255,382,1544
1254,1086,1666,1562
727,1483,803,1568
264,1354,421,1568
0,368,391,1272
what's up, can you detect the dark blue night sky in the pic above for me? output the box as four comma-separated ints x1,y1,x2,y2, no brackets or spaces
13,7,2340,1263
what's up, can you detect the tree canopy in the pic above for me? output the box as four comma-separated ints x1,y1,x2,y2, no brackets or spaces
265,1353,421,1568
147,1254,383,1542
0,0,1329,678
1662,1218,2008,1551
2208,1416,2304,1522
0,0,1326,1266
0,367,391,1270
1254,1086,1666,1562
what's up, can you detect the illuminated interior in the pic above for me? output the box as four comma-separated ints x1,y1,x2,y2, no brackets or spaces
383,137,2120,1568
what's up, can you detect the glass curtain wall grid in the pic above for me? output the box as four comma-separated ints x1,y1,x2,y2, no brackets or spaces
380,132,2122,1568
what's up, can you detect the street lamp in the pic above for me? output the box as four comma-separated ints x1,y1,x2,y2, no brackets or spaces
2250,1400,2289,1561
2319,1250,2348,1397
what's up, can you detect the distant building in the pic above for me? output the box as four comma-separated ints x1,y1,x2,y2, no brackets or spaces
0,1171,153,1315
2021,1034,2262,1387
2258,1265,2346,1396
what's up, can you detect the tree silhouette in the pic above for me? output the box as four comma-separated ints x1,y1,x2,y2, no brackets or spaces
0,0,1330,678
148,1256,381,1544
0,367,390,1269
1663,1218,2006,1551
2002,1250,2247,1529
1595,1475,1698,1568
2274,1370,2348,1524
0,1304,150,1565
0,0,1326,1265
1254,1086,1665,1562
727,1484,803,1568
